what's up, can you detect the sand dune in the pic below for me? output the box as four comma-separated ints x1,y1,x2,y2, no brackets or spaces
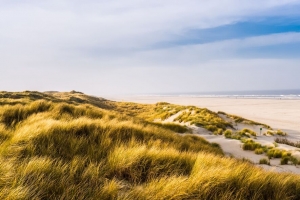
121,96,300,132
120,96,300,174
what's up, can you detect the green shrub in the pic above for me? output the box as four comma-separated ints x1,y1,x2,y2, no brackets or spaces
255,148,264,155
216,128,223,135
276,130,287,136
266,131,274,136
262,146,269,153
224,129,232,138
290,157,300,166
259,158,270,165
267,149,285,159
282,152,292,157
240,128,257,137
267,150,274,159
242,140,261,151
242,143,253,151
274,150,283,158
233,135,242,140
206,125,218,132
281,157,289,165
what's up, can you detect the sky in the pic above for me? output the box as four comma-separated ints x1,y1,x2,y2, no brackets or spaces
1,0,300,96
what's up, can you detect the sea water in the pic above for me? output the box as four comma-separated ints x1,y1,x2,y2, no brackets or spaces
139,89,300,100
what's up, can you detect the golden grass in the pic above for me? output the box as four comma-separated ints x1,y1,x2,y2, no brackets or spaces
0,91,300,199
218,111,271,129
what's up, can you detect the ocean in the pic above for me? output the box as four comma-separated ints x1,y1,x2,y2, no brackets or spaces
138,89,300,100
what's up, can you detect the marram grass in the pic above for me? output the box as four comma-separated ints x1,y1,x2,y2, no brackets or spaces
0,91,299,199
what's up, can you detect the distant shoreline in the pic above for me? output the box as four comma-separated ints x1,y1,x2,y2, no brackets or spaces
116,89,300,100
128,95,300,100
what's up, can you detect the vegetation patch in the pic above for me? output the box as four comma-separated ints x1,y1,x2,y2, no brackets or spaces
224,129,257,140
259,158,270,165
265,130,287,136
175,107,233,132
242,139,262,151
240,139,300,166
0,91,300,199
149,122,190,133
218,111,271,129
275,137,300,148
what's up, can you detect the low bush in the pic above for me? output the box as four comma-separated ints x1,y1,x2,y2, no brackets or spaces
266,130,274,136
224,129,232,138
255,148,264,155
242,140,262,151
213,128,223,135
290,157,300,166
259,158,270,165
267,149,287,159
239,128,257,137
277,130,287,136
274,150,283,158
206,125,218,132
281,157,290,165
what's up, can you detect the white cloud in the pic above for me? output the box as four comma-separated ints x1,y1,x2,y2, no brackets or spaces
1,0,299,49
1,0,300,94
116,32,300,68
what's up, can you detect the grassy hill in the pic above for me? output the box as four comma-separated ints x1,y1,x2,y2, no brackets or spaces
0,91,300,199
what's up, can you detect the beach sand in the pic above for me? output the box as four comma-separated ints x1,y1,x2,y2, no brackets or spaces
117,96,300,174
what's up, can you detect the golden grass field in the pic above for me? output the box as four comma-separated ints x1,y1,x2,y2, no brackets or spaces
0,91,300,199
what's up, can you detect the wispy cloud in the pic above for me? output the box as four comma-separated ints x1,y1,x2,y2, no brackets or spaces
1,0,300,94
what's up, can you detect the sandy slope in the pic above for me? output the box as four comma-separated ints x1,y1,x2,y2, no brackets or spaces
195,130,300,174
118,96,300,132
120,96,300,174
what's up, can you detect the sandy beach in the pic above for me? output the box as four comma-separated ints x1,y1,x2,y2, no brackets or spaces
117,96,300,173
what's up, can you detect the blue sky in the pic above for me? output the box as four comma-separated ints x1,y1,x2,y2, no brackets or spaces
1,0,300,96
164,17,300,46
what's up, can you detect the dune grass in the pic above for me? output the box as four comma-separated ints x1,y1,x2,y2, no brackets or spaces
218,111,271,129
173,106,233,133
240,138,300,166
148,122,191,133
115,102,234,133
275,137,300,148
242,139,262,151
224,128,257,140
0,92,300,199
259,158,270,165
265,130,288,136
